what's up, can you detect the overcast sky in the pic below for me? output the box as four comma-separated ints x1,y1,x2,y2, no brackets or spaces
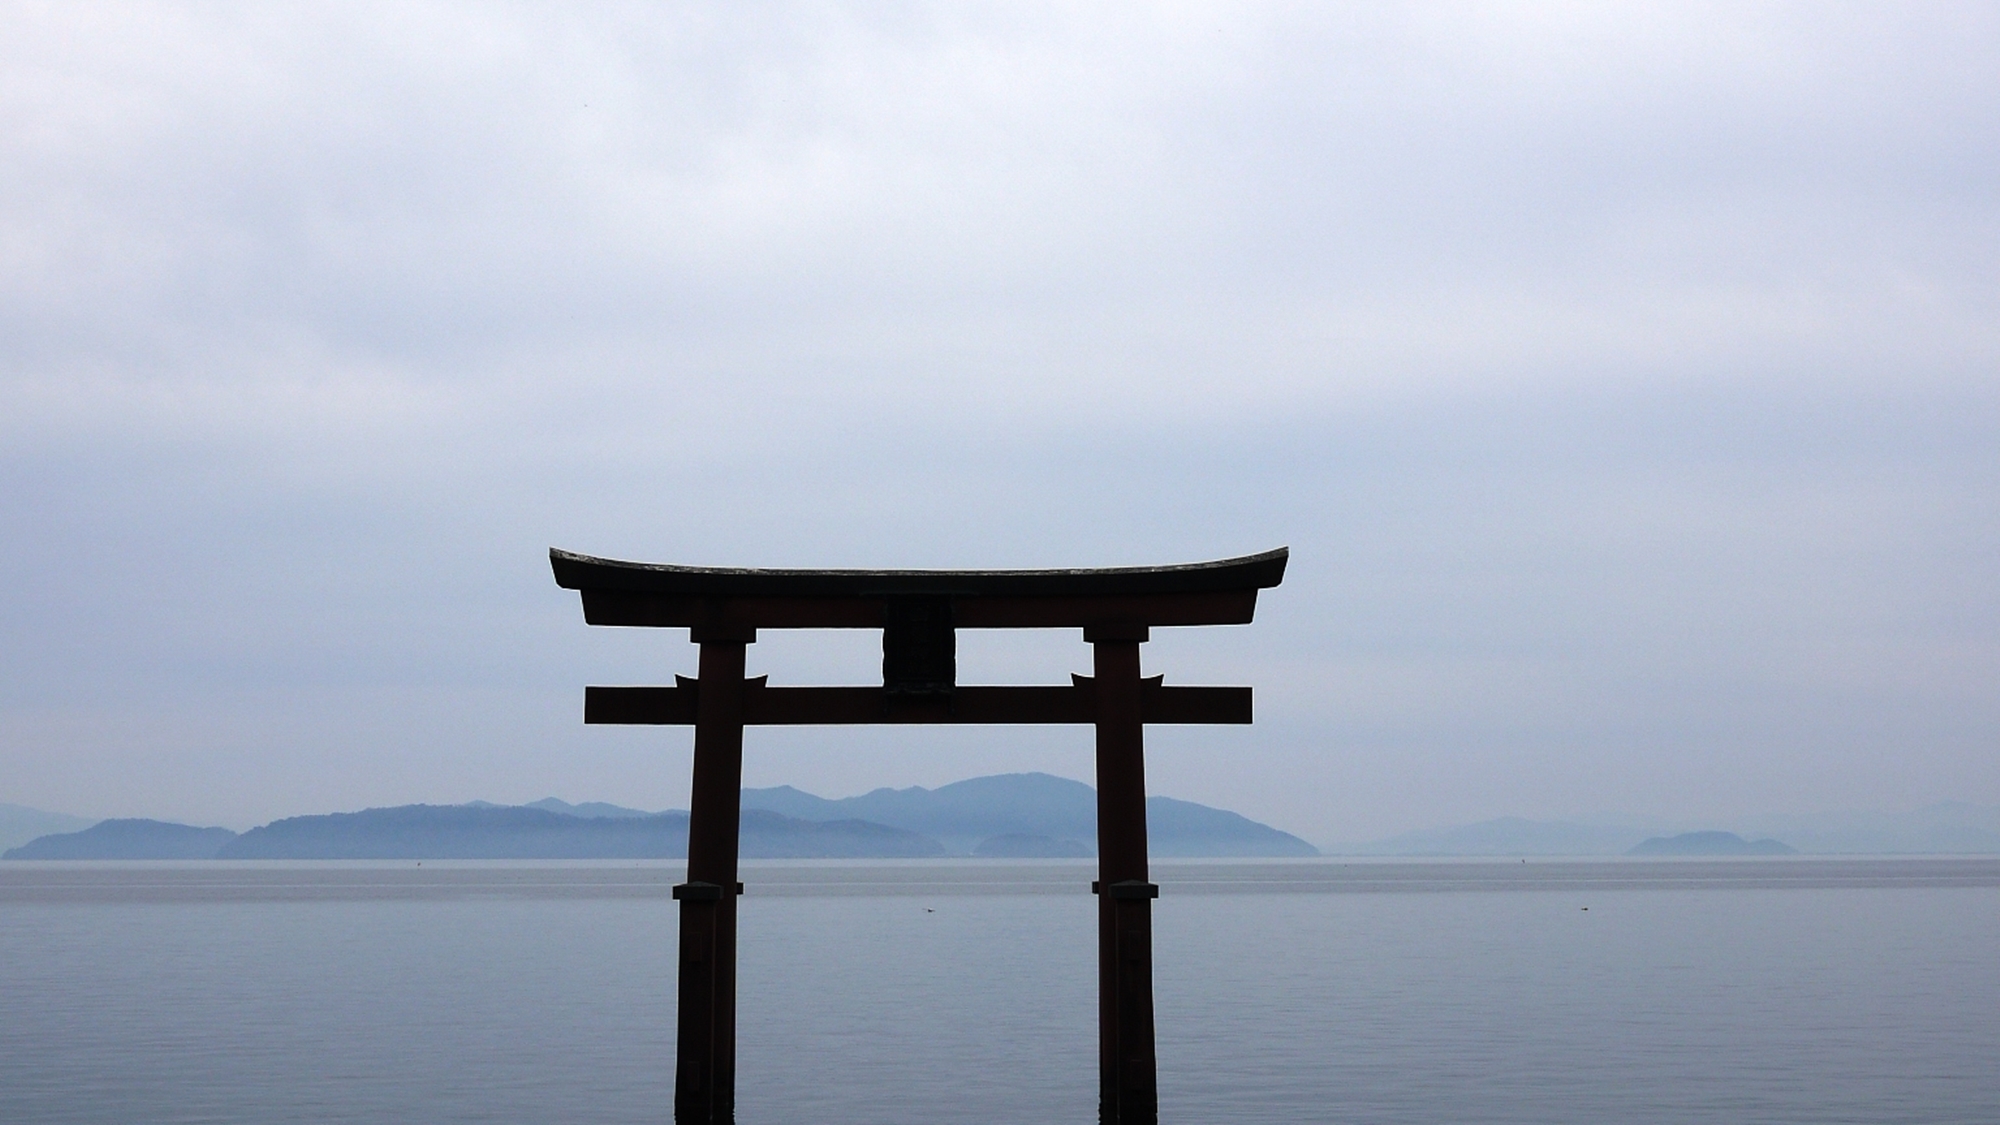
2,2,1995,843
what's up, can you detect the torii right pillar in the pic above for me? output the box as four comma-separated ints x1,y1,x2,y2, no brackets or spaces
1091,623,1158,1125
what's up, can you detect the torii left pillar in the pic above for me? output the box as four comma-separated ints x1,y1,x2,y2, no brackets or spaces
673,626,751,1125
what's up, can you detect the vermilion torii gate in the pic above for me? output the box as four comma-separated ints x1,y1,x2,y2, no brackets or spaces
551,546,1288,1125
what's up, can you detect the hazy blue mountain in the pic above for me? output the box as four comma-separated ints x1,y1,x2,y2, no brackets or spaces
1335,803,2000,856
973,833,1093,858
1145,796,1320,857
736,785,846,821
741,772,1318,857
753,816,944,858
1334,817,1648,856
218,804,944,859
0,803,95,852
220,805,655,858
1733,802,2000,854
5,818,237,859
743,773,1097,853
525,798,660,819
1628,831,1797,856
3,774,1321,860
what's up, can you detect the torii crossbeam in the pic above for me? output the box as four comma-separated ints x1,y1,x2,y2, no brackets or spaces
553,546,1288,1125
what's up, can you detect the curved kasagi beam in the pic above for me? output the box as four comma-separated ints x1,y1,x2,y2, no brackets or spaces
550,547,1287,630
550,547,1287,599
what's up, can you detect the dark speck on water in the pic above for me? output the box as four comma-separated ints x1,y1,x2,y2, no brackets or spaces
2,857,1997,1124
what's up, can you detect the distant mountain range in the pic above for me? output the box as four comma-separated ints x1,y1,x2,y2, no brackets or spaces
2,773,1317,860
1331,802,2000,856
0,802,94,852
211,805,943,860
18,785,2000,860
740,773,1316,858
4,818,236,860
1338,817,1642,857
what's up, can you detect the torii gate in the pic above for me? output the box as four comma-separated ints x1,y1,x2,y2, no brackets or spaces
552,546,1288,1125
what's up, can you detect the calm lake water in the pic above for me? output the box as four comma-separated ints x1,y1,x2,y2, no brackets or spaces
3,858,1997,1124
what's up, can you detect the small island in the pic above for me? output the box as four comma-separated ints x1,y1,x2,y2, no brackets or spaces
1626,830,1797,856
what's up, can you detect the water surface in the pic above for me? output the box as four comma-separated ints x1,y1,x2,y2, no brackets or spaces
3,858,1995,1123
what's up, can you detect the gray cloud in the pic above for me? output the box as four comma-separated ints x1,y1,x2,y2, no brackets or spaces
2,3,1995,841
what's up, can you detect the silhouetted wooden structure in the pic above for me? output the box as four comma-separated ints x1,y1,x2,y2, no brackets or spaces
552,547,1288,1124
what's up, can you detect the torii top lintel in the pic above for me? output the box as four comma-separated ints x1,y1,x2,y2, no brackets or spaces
550,547,1288,632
